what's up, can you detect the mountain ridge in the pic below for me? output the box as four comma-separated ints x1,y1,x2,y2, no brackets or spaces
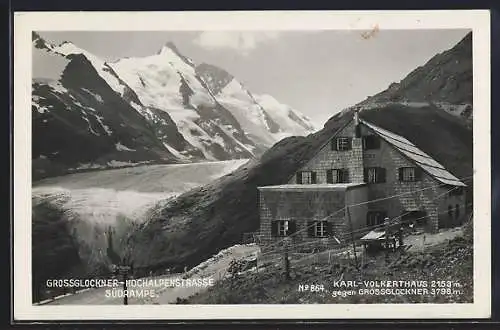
32,33,317,180
356,32,473,124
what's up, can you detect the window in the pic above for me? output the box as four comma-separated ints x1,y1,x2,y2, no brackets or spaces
307,221,331,237
315,221,328,237
449,187,464,196
296,171,317,184
326,169,349,183
332,137,352,151
363,135,380,150
367,211,387,227
448,205,453,220
271,220,296,237
364,167,386,183
398,167,422,182
455,204,460,219
278,221,288,237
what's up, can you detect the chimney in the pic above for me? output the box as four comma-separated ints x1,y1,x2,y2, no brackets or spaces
354,108,361,138
350,108,364,183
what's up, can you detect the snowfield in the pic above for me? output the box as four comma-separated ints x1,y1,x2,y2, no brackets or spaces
109,46,216,112
54,42,128,97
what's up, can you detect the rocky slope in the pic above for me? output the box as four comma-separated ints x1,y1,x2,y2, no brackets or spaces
124,32,473,274
32,33,317,180
358,32,473,124
32,33,183,179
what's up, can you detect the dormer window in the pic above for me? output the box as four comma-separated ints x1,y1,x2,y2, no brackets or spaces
332,137,352,151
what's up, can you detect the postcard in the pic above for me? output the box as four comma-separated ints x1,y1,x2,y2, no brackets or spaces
13,9,491,320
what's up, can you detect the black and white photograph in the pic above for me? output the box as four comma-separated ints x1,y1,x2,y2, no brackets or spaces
14,10,491,320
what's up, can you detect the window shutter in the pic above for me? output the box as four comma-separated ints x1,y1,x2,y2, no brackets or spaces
331,138,338,151
343,169,350,183
415,167,423,180
398,168,403,181
311,172,317,184
296,172,302,184
347,137,353,150
378,167,386,183
271,221,278,237
326,170,333,184
307,221,315,237
325,221,333,237
363,168,368,182
288,221,297,235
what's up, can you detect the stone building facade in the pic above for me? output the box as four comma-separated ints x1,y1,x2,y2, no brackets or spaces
257,112,467,251
257,183,368,252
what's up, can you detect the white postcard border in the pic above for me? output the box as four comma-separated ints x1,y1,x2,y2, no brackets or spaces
13,10,491,320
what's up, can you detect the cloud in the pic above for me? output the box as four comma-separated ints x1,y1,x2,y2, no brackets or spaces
193,31,280,54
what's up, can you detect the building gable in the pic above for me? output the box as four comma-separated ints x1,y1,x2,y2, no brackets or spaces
360,119,466,187
289,119,359,184
288,114,465,188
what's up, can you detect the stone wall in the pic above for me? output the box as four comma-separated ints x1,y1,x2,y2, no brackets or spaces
258,186,368,253
289,121,363,184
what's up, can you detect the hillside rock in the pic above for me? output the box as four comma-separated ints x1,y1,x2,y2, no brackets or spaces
360,32,473,123
32,34,179,180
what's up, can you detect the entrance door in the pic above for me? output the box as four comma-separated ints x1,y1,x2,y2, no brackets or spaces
401,210,427,229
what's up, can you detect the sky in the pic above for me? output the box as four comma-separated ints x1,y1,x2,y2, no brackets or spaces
37,29,470,127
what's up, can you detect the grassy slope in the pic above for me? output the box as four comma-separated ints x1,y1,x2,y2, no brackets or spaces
127,104,473,274
186,221,473,304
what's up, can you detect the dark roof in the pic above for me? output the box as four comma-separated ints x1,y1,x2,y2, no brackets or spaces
360,119,466,187
258,183,366,191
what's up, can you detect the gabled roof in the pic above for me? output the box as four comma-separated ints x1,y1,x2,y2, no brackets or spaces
360,119,466,187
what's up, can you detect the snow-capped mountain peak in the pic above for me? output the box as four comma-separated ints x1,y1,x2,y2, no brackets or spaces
254,93,319,135
196,62,317,145
32,33,318,179
157,41,196,67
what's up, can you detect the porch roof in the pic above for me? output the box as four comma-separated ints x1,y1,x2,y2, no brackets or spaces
257,183,366,191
